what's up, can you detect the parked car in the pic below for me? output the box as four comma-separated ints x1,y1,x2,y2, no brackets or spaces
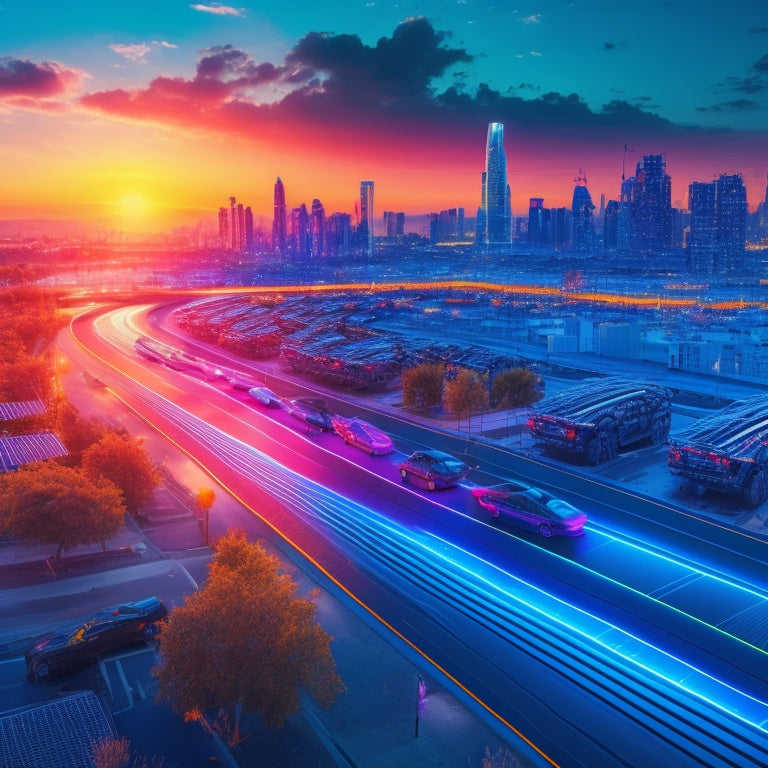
26,596,167,681
399,450,470,490
472,482,587,538
248,386,282,408
331,415,394,455
287,398,334,431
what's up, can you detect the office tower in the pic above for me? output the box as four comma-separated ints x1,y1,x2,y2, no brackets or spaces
245,207,254,251
310,199,325,259
291,203,311,260
528,198,545,244
571,169,596,252
272,177,287,254
603,200,620,250
687,174,747,275
326,212,351,258
457,208,465,238
359,181,374,256
628,154,672,255
218,206,229,248
229,196,239,251
478,122,511,245
236,202,246,252
714,174,747,273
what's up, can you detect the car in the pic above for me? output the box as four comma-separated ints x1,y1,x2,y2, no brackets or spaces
399,449,471,490
25,596,167,681
471,482,587,538
287,397,334,431
331,415,394,455
228,372,262,391
248,386,282,408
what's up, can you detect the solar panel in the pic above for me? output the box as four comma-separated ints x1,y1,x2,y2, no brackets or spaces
0,399,47,421
0,433,68,472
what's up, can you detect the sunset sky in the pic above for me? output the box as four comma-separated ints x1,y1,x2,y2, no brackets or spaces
1,1,767,233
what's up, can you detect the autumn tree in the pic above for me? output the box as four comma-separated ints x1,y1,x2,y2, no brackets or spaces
443,368,489,431
55,399,109,465
82,432,159,515
401,362,445,410
491,368,543,409
0,462,126,560
154,530,344,746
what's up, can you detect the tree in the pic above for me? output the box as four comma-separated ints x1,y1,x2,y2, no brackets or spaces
401,362,445,410
82,432,159,515
154,530,344,746
443,368,489,432
0,462,125,560
491,368,543,409
54,399,109,464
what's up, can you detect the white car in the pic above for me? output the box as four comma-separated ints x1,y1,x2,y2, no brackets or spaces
331,415,394,455
248,386,282,408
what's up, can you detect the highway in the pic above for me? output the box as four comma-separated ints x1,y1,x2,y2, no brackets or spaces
63,301,768,768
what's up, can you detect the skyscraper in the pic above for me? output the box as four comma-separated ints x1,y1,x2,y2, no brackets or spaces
687,174,746,275
628,154,672,255
478,123,511,245
571,169,595,252
310,198,325,259
272,177,287,255
359,181,374,257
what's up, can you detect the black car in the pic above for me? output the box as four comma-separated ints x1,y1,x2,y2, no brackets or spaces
26,596,167,680
472,482,587,538
287,398,334,431
399,449,471,490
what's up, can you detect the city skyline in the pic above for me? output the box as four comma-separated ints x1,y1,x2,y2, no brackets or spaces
1,2,767,232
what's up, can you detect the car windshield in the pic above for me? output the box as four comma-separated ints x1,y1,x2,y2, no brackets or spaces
545,499,579,519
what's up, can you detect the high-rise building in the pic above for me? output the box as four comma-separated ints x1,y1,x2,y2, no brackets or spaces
477,123,511,245
383,211,405,239
326,212,351,258
310,199,325,259
628,154,672,255
603,200,620,250
244,206,254,251
689,174,747,275
218,206,229,248
291,203,311,260
527,198,545,244
359,181,374,257
571,169,595,252
272,177,287,255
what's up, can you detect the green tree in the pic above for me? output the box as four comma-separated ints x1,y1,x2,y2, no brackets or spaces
443,368,489,432
0,462,125,560
491,368,543,409
82,432,159,515
154,530,344,746
401,362,445,410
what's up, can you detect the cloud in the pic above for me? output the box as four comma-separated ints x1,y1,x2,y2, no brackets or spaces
604,41,628,51
521,15,541,24
697,99,761,112
716,53,768,95
75,17,746,150
748,27,768,34
0,57,87,107
154,41,178,49
110,43,152,63
189,3,244,16
753,53,768,73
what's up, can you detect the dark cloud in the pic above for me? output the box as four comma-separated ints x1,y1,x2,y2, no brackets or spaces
603,42,627,51
697,99,761,112
753,53,768,73
76,17,733,144
748,27,768,34
0,57,85,99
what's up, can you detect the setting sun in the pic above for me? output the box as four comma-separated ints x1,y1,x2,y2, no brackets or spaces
117,193,151,220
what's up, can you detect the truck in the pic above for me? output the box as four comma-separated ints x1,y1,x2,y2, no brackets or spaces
528,377,672,465
668,394,768,509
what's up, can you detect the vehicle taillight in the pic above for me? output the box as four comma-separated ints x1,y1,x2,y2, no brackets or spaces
565,428,576,441
670,449,680,462
527,417,535,430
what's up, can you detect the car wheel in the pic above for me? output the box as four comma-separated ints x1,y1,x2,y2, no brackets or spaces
35,661,50,679
586,428,617,465
400,468,409,483
742,468,768,509
539,523,553,538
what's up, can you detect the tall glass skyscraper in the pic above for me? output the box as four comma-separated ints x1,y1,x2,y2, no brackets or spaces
359,181,374,257
477,123,511,245
272,177,287,254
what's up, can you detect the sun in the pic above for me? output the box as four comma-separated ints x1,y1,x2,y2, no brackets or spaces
117,193,151,220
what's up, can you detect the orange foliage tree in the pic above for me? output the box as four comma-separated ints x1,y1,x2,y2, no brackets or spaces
154,530,344,746
0,462,125,559
82,432,159,515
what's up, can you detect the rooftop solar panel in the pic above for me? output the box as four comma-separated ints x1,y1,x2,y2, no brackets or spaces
0,433,68,472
